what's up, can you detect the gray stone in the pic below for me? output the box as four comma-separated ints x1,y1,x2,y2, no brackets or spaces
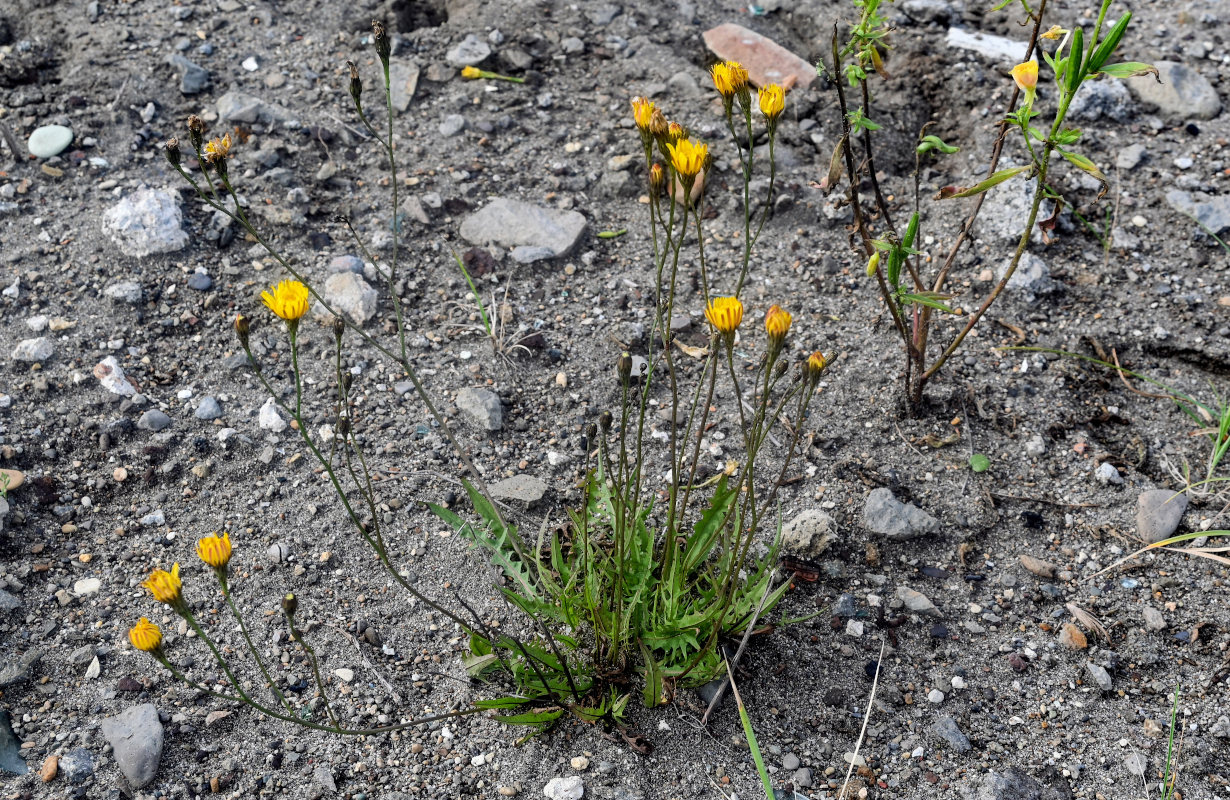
168,54,210,94
1124,752,1147,778
666,72,702,99
446,34,491,67
138,409,172,432
0,649,41,687
328,255,364,274
103,189,188,257
105,281,145,303
510,245,557,264
460,198,587,259
945,28,1029,63
321,272,378,325
1095,462,1123,485
11,337,53,362
586,4,621,25
455,388,503,430
187,271,212,290
195,396,223,420
791,767,813,788
896,586,941,617
216,91,295,126
971,767,1065,800
780,509,836,558
27,124,73,158
1142,605,1167,632
781,753,801,770
977,177,1048,244
59,747,95,782
902,0,954,24
1127,61,1221,120
1116,143,1146,171
388,61,420,112
1136,489,1187,544
439,114,467,138
1085,661,1112,691
930,716,971,752
561,37,584,55
1067,78,1134,122
0,710,25,775
100,704,163,788
0,589,19,612
863,487,938,541
313,764,337,794
1211,715,1230,738
543,776,585,800
1166,190,1230,237
1000,252,1055,299
489,475,548,505
69,645,96,668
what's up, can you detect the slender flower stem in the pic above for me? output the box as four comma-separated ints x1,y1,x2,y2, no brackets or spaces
219,577,294,716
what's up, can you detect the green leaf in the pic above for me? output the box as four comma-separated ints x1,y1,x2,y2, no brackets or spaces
597,229,627,239
969,454,991,473
1067,27,1084,91
1086,12,1131,74
1096,61,1159,80
640,640,665,708
473,695,530,710
462,652,501,678
679,476,737,576
426,502,464,529
900,292,956,313
938,165,1031,199
1060,150,1109,199
901,212,920,250
916,134,959,155
495,708,565,726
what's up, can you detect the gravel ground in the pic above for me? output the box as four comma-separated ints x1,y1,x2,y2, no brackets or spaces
1,0,1229,798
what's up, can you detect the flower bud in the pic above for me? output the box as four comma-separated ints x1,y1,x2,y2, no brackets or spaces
617,352,632,385
371,20,391,66
337,416,351,435
164,138,181,168
333,316,346,341
648,162,666,198
764,305,792,353
187,114,204,151
585,423,597,441
234,313,251,347
598,410,613,434
806,351,828,385
347,60,362,106
866,251,880,277
774,359,789,380
282,593,299,616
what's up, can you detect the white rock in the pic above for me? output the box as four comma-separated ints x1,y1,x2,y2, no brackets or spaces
12,337,54,362
542,776,584,800
103,189,188,258
334,668,355,683
259,397,288,432
945,27,1030,63
27,125,74,158
927,688,946,704
74,578,102,596
94,356,138,396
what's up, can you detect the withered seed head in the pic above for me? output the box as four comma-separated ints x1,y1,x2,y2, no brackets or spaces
164,138,181,168
371,20,390,65
187,115,204,150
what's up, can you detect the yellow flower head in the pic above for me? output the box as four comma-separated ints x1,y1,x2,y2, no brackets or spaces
1040,25,1069,40
203,132,233,163
648,162,666,197
764,305,792,344
261,280,310,322
1011,61,1039,101
196,531,233,571
806,351,828,381
630,96,656,131
129,618,162,653
461,65,482,79
710,60,748,97
142,563,182,606
758,84,786,121
666,138,708,178
705,296,744,335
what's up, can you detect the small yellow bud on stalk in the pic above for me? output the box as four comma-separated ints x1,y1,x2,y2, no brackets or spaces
866,251,880,277
806,351,828,385
460,65,525,83
234,313,251,348
648,162,666,198
128,618,163,653
617,352,633,385
764,305,792,353
282,593,298,616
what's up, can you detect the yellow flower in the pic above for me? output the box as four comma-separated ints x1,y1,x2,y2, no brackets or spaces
705,296,744,335
710,60,748,97
758,84,786,121
129,618,162,653
1011,61,1039,102
666,138,707,178
764,305,792,344
461,65,482,79
261,280,310,322
806,351,828,382
1040,25,1068,40
202,132,233,163
196,532,233,571
630,96,656,131
142,563,183,607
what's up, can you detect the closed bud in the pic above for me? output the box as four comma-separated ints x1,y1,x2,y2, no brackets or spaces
774,359,789,380
866,251,880,277
648,162,666,198
666,122,686,145
343,373,354,392
187,115,204,151
598,410,613,433
585,423,597,440
281,593,298,616
332,316,346,340
647,108,668,141
347,60,362,106
337,416,351,435
371,20,391,66
234,313,250,347
617,351,632,384
164,138,181,168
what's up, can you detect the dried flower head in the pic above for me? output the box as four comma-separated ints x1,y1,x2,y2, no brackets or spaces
142,563,183,607
371,19,390,65
647,108,669,140
347,60,363,105
630,96,655,131
710,60,748,97
164,138,181,168
666,138,707,178
758,84,785,122
203,132,233,164
764,304,792,347
234,313,251,347
196,531,233,571
705,296,744,336
129,618,162,653
187,114,205,151
261,280,310,323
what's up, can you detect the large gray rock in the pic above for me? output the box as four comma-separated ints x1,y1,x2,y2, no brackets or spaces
167,54,210,95
460,198,587,259
100,704,164,788
0,710,26,775
489,474,548,505
216,91,295,126
388,61,420,112
11,337,53,362
1000,252,1055,300
1136,489,1187,543
1068,78,1135,122
103,189,188,257
445,34,491,67
0,649,41,687
321,272,378,325
945,27,1029,63
930,716,971,752
864,487,938,541
968,767,1066,800
1127,61,1221,120
780,509,835,558
1166,190,1230,237
455,388,503,431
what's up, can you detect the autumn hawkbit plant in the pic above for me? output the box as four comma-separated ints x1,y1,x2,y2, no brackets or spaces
824,0,1154,411
130,18,829,758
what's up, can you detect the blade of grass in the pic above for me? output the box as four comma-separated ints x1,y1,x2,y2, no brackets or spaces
724,658,775,800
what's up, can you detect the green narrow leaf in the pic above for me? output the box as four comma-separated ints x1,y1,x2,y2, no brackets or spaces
496,708,565,726
900,292,956,313
1096,61,1159,80
1086,12,1131,74
901,212,920,250
1067,27,1084,91
639,640,665,708
679,476,736,576
938,165,1031,199
473,696,529,710
426,502,464,529
1060,150,1109,199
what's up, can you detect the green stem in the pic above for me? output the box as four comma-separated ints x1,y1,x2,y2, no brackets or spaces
219,576,294,715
